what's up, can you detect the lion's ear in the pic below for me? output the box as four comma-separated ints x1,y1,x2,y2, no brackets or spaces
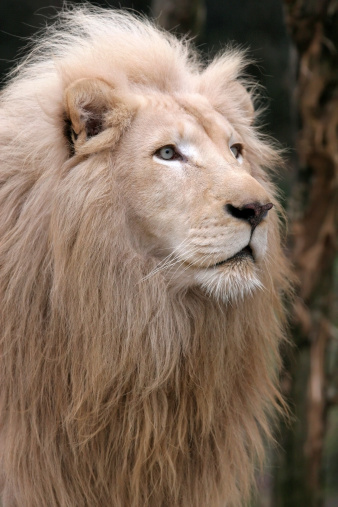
200,53,255,125
64,78,134,155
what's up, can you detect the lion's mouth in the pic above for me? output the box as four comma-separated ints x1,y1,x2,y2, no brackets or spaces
213,245,254,268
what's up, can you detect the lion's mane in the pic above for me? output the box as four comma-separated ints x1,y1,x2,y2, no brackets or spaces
0,7,290,507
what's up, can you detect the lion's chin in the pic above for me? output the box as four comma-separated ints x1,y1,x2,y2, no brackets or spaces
211,245,254,268
194,258,263,303
164,247,263,301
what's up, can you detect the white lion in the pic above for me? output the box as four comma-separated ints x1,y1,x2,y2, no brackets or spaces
0,6,290,506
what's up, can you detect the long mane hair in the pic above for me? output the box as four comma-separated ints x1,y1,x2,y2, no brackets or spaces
0,6,290,506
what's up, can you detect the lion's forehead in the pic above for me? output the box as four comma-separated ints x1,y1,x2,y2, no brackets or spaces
136,92,236,156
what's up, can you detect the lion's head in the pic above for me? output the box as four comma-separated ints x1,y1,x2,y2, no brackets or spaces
0,7,290,507
62,59,281,303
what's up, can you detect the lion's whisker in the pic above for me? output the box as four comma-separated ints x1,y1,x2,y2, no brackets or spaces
140,238,196,281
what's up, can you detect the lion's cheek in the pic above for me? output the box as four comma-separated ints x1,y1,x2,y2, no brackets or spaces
128,196,190,253
125,178,192,250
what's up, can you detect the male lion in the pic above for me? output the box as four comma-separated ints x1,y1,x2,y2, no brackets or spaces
0,7,290,507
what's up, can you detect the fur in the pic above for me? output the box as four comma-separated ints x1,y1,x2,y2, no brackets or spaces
0,6,290,506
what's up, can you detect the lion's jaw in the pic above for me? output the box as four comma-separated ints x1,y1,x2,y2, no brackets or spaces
118,93,272,301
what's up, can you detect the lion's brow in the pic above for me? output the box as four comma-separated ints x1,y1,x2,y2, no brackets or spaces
174,96,228,146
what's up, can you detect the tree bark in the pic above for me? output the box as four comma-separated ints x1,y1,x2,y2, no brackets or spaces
277,1,338,505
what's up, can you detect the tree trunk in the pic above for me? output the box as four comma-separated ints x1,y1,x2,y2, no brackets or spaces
276,1,338,505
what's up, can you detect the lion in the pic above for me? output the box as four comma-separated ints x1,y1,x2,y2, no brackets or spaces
0,6,290,507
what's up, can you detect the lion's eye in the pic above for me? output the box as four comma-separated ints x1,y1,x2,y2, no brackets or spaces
155,145,181,161
230,143,243,164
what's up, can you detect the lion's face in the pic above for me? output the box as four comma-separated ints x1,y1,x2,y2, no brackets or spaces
65,79,274,301
114,93,273,300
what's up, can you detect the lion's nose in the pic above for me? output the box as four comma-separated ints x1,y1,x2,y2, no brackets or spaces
225,202,273,229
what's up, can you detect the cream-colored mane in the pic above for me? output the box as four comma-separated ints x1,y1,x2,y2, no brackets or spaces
0,7,290,506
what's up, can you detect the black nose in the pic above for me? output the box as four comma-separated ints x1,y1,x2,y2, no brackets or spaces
226,202,273,228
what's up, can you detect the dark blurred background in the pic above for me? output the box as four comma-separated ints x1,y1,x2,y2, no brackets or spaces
1,1,337,506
